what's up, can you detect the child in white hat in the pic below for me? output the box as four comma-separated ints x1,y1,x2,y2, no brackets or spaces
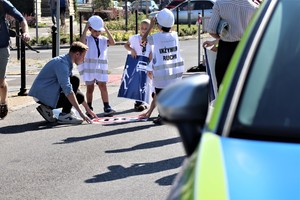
78,15,116,117
141,8,185,125
124,19,153,111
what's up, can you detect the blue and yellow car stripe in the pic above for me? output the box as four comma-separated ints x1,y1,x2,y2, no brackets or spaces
195,132,228,200
189,132,300,200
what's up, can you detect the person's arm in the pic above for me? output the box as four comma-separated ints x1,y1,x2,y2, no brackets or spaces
104,23,116,46
139,94,156,119
209,33,220,39
66,91,93,124
5,1,30,42
141,17,155,43
20,20,31,42
124,41,137,58
148,51,153,62
81,101,98,119
203,39,219,48
80,22,89,44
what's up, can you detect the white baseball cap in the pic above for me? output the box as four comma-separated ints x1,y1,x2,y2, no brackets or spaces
156,8,174,28
88,15,105,31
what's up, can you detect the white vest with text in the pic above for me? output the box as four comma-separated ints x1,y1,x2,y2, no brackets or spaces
152,32,184,88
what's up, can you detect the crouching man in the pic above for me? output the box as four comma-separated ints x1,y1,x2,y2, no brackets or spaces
29,42,97,124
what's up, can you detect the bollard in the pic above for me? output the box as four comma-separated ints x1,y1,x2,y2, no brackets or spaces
202,8,205,34
16,23,20,60
79,12,82,37
125,0,128,32
135,10,138,34
198,13,202,68
18,29,27,96
176,7,179,33
70,15,73,46
52,25,57,58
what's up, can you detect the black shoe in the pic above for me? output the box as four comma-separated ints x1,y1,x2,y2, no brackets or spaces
134,103,147,111
104,106,116,116
153,117,163,125
0,104,8,119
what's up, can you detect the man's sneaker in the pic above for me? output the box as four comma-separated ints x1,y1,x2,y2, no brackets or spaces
36,105,56,122
57,112,83,124
104,106,116,116
0,104,8,119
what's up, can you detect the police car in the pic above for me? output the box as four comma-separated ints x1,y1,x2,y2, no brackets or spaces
157,0,300,199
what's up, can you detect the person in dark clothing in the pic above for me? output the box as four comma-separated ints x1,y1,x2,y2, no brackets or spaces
0,0,30,119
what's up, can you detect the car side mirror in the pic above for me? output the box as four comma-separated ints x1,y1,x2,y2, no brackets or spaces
157,74,209,156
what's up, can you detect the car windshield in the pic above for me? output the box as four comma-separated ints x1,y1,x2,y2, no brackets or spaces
232,1,300,139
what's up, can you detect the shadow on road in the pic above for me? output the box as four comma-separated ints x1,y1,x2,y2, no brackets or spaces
85,156,185,183
54,124,155,144
105,137,181,153
155,173,178,186
0,121,61,134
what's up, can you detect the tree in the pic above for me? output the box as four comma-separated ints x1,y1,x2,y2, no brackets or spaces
93,0,112,10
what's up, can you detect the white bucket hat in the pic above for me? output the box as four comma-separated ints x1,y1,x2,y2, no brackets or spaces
156,8,174,28
88,15,105,31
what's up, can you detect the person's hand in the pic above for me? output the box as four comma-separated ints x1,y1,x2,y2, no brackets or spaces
139,112,150,119
203,40,218,52
79,112,93,124
150,17,156,27
131,49,137,58
203,40,217,48
147,71,153,79
22,32,30,42
84,22,90,31
86,109,98,119
103,22,108,32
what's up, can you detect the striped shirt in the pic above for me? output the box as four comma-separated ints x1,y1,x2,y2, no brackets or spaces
207,0,258,42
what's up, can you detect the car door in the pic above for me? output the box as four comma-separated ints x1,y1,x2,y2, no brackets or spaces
194,1,214,18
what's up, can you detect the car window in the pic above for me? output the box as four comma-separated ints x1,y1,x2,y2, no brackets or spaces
231,1,300,139
167,0,184,7
194,1,214,10
179,2,195,10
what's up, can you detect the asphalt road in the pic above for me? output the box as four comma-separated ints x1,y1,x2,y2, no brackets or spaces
0,39,205,199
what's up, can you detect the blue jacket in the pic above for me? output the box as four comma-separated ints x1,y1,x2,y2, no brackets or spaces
0,0,24,48
28,54,74,108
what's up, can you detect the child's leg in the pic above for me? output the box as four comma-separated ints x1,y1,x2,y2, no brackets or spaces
97,81,115,115
97,81,109,104
86,83,95,110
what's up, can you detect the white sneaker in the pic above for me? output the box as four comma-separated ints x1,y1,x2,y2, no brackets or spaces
36,105,56,122
57,112,83,124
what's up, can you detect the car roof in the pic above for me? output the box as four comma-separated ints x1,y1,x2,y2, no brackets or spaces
172,0,215,9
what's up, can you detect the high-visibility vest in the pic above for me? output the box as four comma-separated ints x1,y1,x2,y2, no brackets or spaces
78,35,109,82
152,32,184,88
